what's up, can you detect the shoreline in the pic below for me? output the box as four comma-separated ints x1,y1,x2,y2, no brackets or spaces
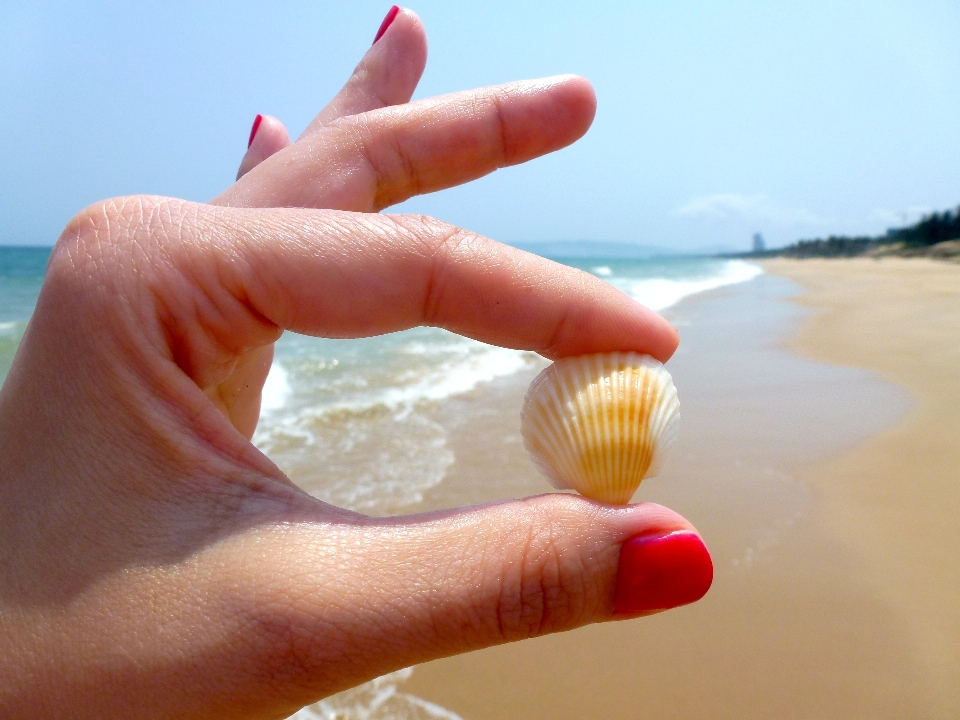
760,257,960,718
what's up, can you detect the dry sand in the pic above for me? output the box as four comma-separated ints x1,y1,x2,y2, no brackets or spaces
762,258,960,718
398,259,960,719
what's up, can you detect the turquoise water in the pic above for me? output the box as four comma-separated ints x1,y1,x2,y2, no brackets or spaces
0,247,50,381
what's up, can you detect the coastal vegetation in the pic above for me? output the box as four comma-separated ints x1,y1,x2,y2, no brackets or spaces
742,205,960,260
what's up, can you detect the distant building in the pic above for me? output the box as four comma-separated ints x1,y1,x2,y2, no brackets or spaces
752,233,766,253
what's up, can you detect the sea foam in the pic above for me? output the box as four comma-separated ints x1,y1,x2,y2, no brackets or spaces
253,338,538,515
613,259,764,311
288,668,463,720
260,362,291,415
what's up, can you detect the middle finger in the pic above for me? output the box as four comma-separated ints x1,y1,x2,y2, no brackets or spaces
214,75,596,212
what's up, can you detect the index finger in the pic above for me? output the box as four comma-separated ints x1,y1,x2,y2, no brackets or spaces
171,203,679,371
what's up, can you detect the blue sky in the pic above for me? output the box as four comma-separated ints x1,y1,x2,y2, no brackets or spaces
1,0,959,250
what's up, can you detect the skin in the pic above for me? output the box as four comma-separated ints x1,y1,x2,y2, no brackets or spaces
0,10,698,719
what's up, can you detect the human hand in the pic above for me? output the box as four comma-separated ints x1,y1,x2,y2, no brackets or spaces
0,9,711,719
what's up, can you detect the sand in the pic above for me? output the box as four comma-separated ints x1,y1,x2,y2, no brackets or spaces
394,261,960,719
761,258,960,718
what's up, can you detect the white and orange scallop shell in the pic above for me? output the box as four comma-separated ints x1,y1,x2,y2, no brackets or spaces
520,352,680,504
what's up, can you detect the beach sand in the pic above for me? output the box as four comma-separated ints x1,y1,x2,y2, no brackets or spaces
761,258,960,718
395,259,959,718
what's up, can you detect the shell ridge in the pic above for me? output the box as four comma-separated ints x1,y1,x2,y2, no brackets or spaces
646,378,679,478
560,363,590,492
645,371,666,479
523,368,574,489
639,366,654,489
544,376,578,488
614,361,627,495
599,356,613,498
624,360,640,499
579,357,596,496
629,363,640,489
606,354,625,500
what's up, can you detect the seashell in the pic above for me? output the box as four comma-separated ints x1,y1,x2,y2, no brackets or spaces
520,352,680,504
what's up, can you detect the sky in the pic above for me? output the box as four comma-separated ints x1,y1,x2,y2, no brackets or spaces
1,0,959,251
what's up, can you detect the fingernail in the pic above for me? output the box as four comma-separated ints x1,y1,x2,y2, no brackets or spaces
614,531,713,615
247,114,263,149
373,6,400,45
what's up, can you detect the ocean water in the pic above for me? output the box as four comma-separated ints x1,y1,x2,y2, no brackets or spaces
0,246,762,719
0,247,50,382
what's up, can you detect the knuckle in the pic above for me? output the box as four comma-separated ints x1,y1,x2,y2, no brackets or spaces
491,502,595,641
229,568,377,700
421,227,481,325
40,196,192,357
488,90,511,166
387,216,479,325
240,597,321,688
427,223,476,262
49,196,169,285
336,114,420,209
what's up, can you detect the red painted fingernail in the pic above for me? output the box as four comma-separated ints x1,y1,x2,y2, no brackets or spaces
247,114,263,149
373,6,400,45
614,531,713,615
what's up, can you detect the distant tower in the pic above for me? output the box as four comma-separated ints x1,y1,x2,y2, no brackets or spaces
752,233,766,253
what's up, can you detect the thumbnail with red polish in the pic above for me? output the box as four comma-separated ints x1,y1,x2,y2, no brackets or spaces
373,6,400,45
614,531,713,615
247,114,263,149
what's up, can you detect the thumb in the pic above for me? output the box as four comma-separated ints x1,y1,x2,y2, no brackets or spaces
248,496,712,701
345,496,712,643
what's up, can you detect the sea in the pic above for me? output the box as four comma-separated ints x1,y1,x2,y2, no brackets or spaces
0,245,763,719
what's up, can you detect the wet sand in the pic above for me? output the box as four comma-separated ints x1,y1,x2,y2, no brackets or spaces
761,258,960,718
396,263,957,718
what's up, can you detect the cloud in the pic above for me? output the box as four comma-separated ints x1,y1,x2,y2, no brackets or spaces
675,193,828,226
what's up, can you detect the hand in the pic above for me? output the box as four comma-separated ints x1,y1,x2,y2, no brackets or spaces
0,9,710,719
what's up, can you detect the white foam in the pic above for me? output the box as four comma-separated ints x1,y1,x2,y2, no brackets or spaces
592,265,613,276
288,668,464,720
379,343,530,408
283,411,454,514
252,342,532,514
618,260,763,311
259,343,532,428
260,362,291,414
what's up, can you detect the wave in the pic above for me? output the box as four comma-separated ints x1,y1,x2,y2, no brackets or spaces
0,320,26,337
377,342,530,408
259,342,533,430
254,340,537,514
260,362,291,414
614,260,763,311
288,668,463,720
